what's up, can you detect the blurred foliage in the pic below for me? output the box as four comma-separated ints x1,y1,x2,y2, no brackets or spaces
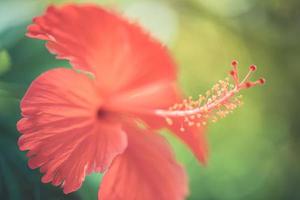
0,0,299,199
0,50,11,75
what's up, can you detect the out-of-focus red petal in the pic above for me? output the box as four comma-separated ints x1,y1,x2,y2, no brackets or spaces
107,81,208,163
168,118,208,164
104,81,208,164
17,68,127,194
106,81,181,112
27,5,177,94
137,114,208,164
98,123,189,200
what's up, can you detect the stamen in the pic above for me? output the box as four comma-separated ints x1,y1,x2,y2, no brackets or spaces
155,60,265,132
165,117,173,126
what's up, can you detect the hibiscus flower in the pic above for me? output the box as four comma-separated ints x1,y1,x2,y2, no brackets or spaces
17,4,265,200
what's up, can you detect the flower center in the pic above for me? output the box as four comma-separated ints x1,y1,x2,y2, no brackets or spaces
155,60,266,132
97,108,108,119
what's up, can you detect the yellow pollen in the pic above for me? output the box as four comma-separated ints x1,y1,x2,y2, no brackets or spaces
165,117,173,125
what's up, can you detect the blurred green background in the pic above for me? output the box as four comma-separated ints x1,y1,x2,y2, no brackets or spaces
0,0,299,199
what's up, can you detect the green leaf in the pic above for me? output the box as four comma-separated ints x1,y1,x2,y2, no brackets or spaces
0,50,11,75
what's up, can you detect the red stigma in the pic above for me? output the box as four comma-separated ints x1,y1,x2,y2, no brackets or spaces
259,78,266,84
249,65,257,71
231,60,238,67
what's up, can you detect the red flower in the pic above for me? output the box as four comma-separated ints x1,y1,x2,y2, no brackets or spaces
17,4,265,200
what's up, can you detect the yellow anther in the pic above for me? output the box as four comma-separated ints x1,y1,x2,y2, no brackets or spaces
190,115,195,120
165,117,173,126
206,91,210,97
188,121,195,126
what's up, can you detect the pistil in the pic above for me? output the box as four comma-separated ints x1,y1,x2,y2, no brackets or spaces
155,60,265,131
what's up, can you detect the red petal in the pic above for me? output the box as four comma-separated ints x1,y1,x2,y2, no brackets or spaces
27,5,177,94
104,82,208,164
98,123,188,200
168,118,208,163
138,114,208,164
17,68,127,193
107,82,207,163
106,80,181,112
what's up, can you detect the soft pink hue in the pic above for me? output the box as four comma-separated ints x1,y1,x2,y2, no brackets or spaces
17,4,206,200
